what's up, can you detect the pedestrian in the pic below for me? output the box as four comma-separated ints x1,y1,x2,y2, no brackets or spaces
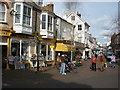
110,54,116,68
60,55,66,75
97,52,107,72
90,54,97,72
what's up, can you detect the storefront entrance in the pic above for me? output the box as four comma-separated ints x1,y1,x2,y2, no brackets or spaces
0,45,7,68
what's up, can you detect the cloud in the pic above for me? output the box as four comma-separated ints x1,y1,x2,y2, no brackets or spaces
99,30,112,36
90,15,109,25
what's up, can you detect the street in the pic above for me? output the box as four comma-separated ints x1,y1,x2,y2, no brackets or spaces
2,60,119,88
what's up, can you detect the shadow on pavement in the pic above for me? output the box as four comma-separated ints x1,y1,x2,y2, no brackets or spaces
2,69,93,89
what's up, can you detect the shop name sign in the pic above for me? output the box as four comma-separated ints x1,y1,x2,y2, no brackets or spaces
0,31,11,36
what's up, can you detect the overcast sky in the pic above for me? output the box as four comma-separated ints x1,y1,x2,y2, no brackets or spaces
44,0,118,45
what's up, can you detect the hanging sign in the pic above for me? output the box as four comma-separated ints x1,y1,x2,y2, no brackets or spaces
0,31,11,36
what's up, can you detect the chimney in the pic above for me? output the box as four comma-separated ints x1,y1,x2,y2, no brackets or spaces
42,3,54,12
77,11,81,18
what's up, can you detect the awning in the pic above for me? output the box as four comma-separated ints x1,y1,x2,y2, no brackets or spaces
55,43,76,52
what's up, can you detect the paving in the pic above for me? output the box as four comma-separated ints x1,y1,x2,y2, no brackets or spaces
2,60,119,88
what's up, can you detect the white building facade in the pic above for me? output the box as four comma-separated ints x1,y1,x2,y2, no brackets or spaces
63,12,90,59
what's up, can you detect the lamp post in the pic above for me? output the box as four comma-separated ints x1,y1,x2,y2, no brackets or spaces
36,32,46,72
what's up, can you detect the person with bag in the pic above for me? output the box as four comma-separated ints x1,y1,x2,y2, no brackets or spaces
97,52,106,72
90,54,97,72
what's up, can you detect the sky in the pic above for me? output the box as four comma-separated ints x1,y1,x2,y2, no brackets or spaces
43,0,118,45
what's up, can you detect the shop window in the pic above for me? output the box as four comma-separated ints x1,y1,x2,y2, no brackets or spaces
0,2,6,22
11,43,20,56
41,44,46,58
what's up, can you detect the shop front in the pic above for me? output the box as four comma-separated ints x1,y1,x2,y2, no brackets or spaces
0,29,13,69
55,43,76,61
9,36,36,69
38,37,56,66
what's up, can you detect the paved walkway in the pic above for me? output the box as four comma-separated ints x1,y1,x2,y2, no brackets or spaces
2,60,119,88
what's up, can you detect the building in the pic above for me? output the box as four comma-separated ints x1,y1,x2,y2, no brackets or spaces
0,1,56,69
55,15,75,61
63,12,90,59
111,33,120,59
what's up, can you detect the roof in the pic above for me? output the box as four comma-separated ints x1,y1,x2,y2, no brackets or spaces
55,14,74,26
65,12,90,27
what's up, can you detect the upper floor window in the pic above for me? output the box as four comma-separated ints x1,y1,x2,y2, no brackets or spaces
14,3,32,26
78,37,82,42
78,25,82,30
23,5,31,25
15,4,21,23
42,14,46,29
0,2,6,22
41,13,53,31
71,16,75,21
48,15,52,31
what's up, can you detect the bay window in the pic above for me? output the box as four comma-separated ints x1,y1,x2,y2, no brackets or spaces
48,15,52,31
23,6,31,25
15,4,21,23
41,13,53,31
14,3,32,26
42,14,46,29
0,2,6,22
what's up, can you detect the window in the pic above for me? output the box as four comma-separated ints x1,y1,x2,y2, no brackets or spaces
78,25,82,30
78,37,82,42
0,2,6,22
23,5,31,25
14,4,32,25
42,14,46,29
15,4,21,23
71,16,75,21
48,15,52,31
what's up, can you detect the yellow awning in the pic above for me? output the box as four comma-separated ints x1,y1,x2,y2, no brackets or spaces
55,43,76,52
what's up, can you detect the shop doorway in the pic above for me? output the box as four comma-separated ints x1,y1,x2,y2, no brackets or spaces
0,45,7,68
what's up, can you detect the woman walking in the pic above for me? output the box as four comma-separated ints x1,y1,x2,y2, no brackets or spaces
90,55,97,72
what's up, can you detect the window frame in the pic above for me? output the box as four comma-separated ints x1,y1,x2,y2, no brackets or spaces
78,24,82,30
15,4,21,24
22,4,32,26
41,12,54,32
14,3,32,27
71,16,75,21
78,37,82,42
41,14,46,29
0,2,7,22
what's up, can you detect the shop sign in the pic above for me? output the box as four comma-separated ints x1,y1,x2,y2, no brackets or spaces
50,45,55,48
0,31,11,36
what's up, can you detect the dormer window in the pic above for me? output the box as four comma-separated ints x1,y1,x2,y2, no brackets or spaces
71,16,75,21
0,2,6,22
